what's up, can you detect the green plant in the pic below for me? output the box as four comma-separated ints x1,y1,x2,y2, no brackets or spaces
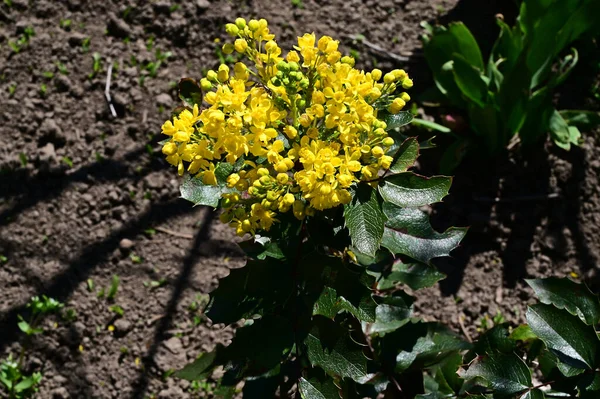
59,19,72,30
8,26,34,54
56,62,68,75
61,157,73,168
8,83,17,97
38,84,47,97
81,37,91,52
88,52,102,79
1,296,62,398
422,0,600,169
107,275,120,300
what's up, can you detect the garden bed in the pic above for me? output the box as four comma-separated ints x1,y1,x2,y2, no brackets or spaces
0,0,598,397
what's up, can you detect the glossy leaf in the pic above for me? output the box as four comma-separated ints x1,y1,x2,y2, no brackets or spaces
367,294,413,335
452,54,489,108
381,203,466,264
549,110,573,150
180,174,232,208
298,377,340,399
520,388,545,399
526,304,598,369
314,286,376,323
382,111,414,130
377,260,445,291
178,78,203,107
389,137,420,173
176,350,218,381
206,259,292,324
344,184,386,257
378,173,452,208
462,352,531,395
560,110,600,130
526,277,600,325
306,318,368,382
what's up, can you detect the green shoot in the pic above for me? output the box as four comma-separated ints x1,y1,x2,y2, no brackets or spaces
61,157,73,168
107,275,120,300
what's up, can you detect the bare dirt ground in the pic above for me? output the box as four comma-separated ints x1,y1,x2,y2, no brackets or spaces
1,0,599,398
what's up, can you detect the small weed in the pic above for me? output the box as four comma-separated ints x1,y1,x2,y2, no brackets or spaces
8,83,17,97
87,278,95,292
18,153,27,167
3,0,12,6
38,84,47,97
107,275,120,300
143,279,167,289
349,49,360,60
61,157,73,168
97,288,105,299
88,52,102,79
169,4,180,12
144,228,156,236
146,36,155,51
62,308,77,323
42,71,54,79
109,305,124,317
0,255,7,263
81,37,91,52
291,0,303,8
56,62,68,75
130,254,143,264
59,19,72,30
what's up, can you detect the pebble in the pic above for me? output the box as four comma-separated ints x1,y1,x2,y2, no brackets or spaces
163,336,183,354
51,387,70,399
67,32,87,47
119,238,134,250
195,0,210,10
114,319,133,336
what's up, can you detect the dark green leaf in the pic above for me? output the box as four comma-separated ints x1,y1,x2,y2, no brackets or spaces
560,110,600,131
178,78,203,107
381,203,466,264
446,22,484,70
382,111,414,130
14,377,36,392
225,316,294,374
526,304,598,369
526,277,600,325
451,54,489,108
314,286,376,323
238,236,286,260
377,260,445,291
378,173,452,208
206,259,292,324
462,352,531,395
386,322,470,372
368,294,413,335
549,110,573,150
510,325,538,343
520,389,545,399
175,350,218,381
306,317,368,382
214,162,233,184
180,174,232,208
298,377,340,399
434,352,463,394
344,184,386,257
242,373,280,398
389,137,420,173
471,324,515,356
411,118,452,134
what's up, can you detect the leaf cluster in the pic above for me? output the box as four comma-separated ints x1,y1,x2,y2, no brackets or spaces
422,0,600,169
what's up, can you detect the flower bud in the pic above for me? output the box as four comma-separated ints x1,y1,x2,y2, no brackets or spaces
225,23,239,36
162,142,177,156
402,78,413,89
340,56,355,66
283,193,295,206
382,137,394,147
277,173,289,184
371,69,382,81
234,38,248,53
200,78,212,91
248,19,260,31
206,70,218,81
383,72,396,84
257,167,270,177
222,43,234,55
235,18,246,30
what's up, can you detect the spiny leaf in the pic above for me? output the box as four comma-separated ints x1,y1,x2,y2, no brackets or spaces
526,304,598,370
314,286,376,323
377,260,446,290
367,294,413,336
526,277,600,325
344,184,386,257
382,111,414,130
378,173,452,208
462,352,531,395
180,174,232,208
298,377,340,399
381,203,466,264
389,137,420,173
176,350,218,381
306,317,368,382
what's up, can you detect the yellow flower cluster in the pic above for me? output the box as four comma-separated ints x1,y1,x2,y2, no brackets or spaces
161,18,412,236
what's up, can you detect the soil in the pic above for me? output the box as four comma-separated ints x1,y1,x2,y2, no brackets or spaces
0,0,598,398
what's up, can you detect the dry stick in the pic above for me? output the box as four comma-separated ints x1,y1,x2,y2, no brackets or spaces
105,59,118,118
458,313,473,343
155,227,194,239
344,34,413,63
473,193,560,203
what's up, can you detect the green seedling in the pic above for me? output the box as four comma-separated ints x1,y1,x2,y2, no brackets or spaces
0,255,7,263
130,254,143,264
97,288,105,299
109,305,124,317
62,308,77,323
81,37,91,52
42,71,54,79
38,84,47,97
8,84,17,97
61,157,73,168
291,0,303,7
3,0,12,7
59,19,72,30
107,275,120,300
88,52,102,79
0,356,42,399
144,228,156,236
146,36,155,51
18,153,27,167
86,278,95,292
143,279,167,289
56,62,68,75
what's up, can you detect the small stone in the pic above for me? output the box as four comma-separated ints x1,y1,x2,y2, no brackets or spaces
68,32,87,47
39,118,65,146
119,238,134,250
107,13,132,39
38,143,56,163
113,319,133,336
164,337,183,354
195,0,210,10
155,93,172,107
51,387,70,399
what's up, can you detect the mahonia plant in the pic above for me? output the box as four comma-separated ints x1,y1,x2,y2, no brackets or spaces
161,17,413,237
158,17,600,399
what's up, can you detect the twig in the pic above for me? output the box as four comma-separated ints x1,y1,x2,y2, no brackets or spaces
473,193,560,203
155,227,193,239
104,59,118,118
458,313,473,343
345,34,413,63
